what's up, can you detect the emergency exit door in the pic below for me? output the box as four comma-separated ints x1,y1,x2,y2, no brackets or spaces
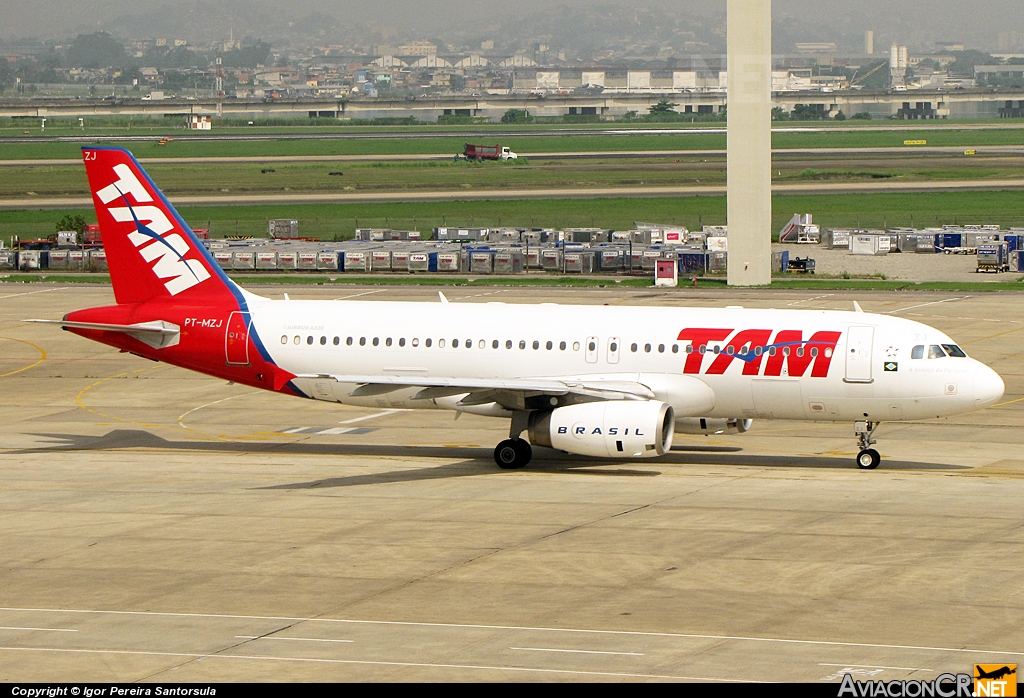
844,325,874,383
225,311,251,365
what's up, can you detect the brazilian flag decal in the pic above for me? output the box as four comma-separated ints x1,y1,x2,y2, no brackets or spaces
884,361,898,372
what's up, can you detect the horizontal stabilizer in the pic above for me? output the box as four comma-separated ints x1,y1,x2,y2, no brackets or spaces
26,318,180,349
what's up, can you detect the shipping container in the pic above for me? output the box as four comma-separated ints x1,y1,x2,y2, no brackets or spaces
493,250,524,274
88,249,108,272
850,234,890,256
213,251,233,269
371,250,392,271
232,251,256,269
470,250,495,274
598,248,623,272
707,251,728,272
977,242,1010,272
823,229,852,249
277,252,297,270
297,252,318,270
0,249,18,270
679,252,707,275
47,249,69,270
436,252,460,272
409,252,431,272
256,251,279,270
268,219,299,239
343,251,367,271
317,251,340,271
541,248,563,271
916,233,938,253
705,236,728,252
18,250,44,270
563,251,595,274
391,250,411,272
68,250,86,271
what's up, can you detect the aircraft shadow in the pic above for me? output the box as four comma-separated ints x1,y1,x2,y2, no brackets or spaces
17,429,968,488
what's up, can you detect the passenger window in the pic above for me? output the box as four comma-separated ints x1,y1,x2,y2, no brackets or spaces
724,346,733,356
658,344,665,353
320,336,327,346
672,344,679,354
492,340,499,349
519,340,526,350
346,337,353,346
685,345,693,354
426,338,433,347
610,341,618,352
768,347,777,356
533,341,540,350
333,337,340,346
306,336,314,345
588,340,596,352
294,336,300,345
560,341,566,350
438,339,446,348
399,338,406,347
810,347,818,357
942,344,967,358
280,335,287,344
372,337,379,346
928,345,946,359
573,342,580,351
412,338,419,347
645,344,652,353
754,346,762,356
912,345,924,359
631,343,638,352
546,341,553,350
453,339,459,348
386,338,392,347
782,347,790,356
359,337,366,346
466,340,472,349
506,340,513,349
796,347,803,357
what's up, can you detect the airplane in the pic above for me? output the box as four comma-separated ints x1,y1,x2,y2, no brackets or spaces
28,147,1005,471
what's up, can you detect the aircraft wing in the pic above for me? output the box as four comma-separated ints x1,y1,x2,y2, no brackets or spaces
292,373,656,409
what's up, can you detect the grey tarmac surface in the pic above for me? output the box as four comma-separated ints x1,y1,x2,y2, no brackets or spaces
1,283,1023,682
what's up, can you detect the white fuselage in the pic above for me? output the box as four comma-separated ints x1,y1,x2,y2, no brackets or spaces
249,299,1004,423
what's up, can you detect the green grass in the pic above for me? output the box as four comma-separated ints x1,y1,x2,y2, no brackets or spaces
5,190,1024,248
2,126,1023,160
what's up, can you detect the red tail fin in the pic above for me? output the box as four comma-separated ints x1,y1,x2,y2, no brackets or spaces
82,146,239,307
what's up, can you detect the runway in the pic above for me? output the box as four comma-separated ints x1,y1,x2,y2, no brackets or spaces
3,144,1024,167
3,177,1023,210
2,283,1023,682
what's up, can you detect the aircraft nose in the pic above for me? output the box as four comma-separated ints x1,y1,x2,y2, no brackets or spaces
974,364,1005,407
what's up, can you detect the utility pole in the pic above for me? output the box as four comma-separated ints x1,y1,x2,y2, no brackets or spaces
216,51,224,117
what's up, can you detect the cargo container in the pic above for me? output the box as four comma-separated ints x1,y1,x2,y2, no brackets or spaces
343,251,367,271
823,229,852,249
470,250,495,274
0,250,18,270
541,248,563,271
371,250,392,271
707,251,728,272
850,234,890,256
232,251,256,269
436,252,461,272
297,252,318,270
268,219,299,239
705,236,728,252
1010,250,1024,273
47,249,69,270
641,250,662,271
1004,234,1021,253
916,233,938,253
391,250,411,272
213,251,233,269
83,224,103,245
88,249,108,272
563,251,595,274
317,251,340,271
68,249,87,271
771,250,790,273
493,251,524,274
977,242,1009,272
409,252,431,272
18,250,44,270
679,252,707,275
277,252,297,270
256,251,279,270
598,248,623,272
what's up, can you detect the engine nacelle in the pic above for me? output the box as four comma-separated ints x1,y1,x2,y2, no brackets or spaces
529,400,675,458
675,417,753,435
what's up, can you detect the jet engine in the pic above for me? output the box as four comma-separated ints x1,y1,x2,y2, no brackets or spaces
529,400,675,458
675,418,753,435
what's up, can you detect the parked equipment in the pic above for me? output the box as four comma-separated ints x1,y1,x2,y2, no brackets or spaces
462,144,518,161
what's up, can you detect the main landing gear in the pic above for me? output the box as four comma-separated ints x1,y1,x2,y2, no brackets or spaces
855,420,880,470
494,411,533,469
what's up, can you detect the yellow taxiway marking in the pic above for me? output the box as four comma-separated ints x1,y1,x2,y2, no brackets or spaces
0,336,47,378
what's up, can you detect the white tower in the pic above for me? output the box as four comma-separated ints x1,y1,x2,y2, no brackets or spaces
726,0,773,286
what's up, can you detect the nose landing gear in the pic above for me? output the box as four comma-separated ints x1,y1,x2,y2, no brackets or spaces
855,420,880,469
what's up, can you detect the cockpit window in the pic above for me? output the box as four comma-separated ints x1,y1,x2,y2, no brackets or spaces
928,345,946,359
941,344,967,358
911,345,924,359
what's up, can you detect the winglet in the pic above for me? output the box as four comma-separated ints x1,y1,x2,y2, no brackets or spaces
853,301,864,313
439,291,449,304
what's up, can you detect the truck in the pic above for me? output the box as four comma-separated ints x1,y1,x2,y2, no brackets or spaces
462,144,518,161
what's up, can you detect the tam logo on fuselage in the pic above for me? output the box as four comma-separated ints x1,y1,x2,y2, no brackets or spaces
678,328,842,377
96,163,210,296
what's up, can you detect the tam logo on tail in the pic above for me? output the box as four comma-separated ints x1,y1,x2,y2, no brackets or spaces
86,152,210,297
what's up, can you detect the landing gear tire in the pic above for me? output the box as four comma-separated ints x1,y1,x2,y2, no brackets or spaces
494,439,532,469
857,448,881,470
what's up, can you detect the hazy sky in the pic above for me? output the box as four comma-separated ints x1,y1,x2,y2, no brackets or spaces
1,0,1021,47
